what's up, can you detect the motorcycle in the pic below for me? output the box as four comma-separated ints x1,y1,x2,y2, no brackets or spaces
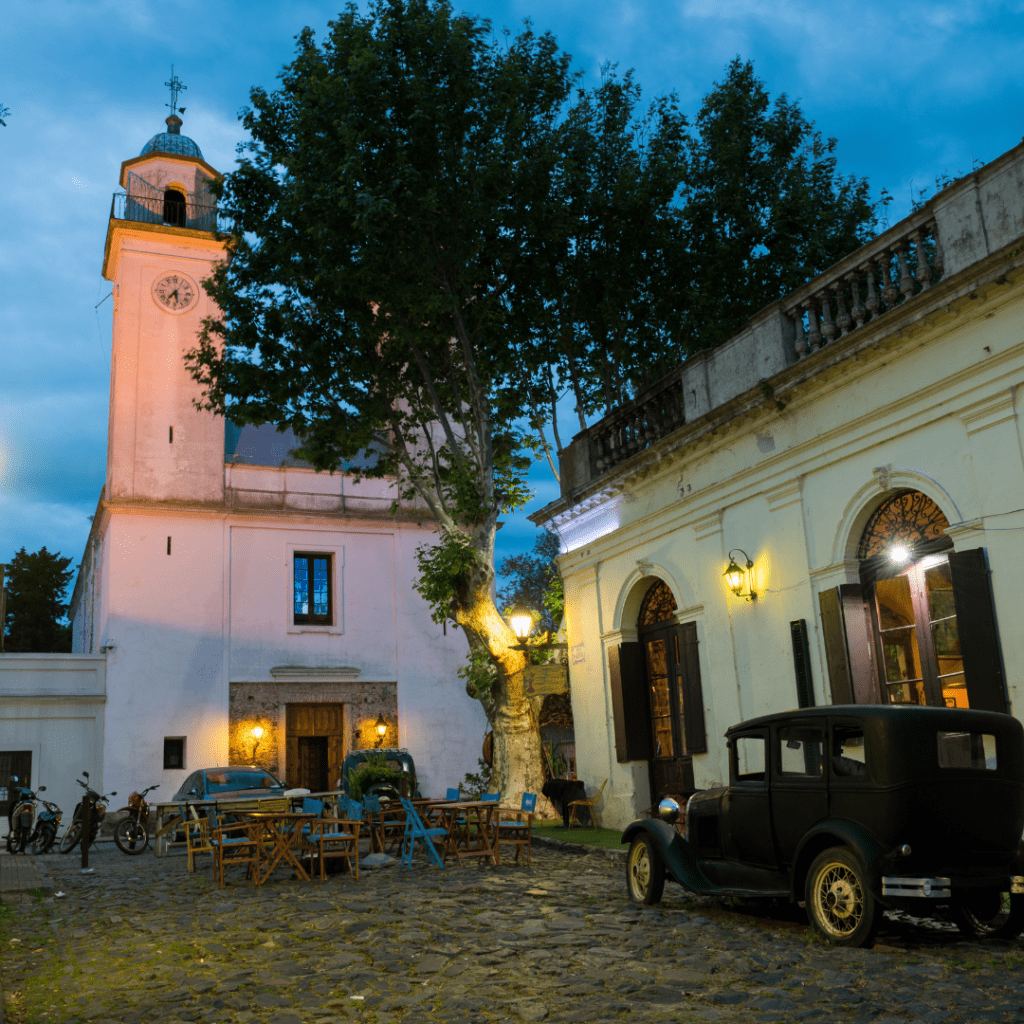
5,777,42,854
29,793,63,854
113,784,158,855
58,773,116,854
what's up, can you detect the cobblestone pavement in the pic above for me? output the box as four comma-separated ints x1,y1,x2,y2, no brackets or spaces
2,842,1024,1024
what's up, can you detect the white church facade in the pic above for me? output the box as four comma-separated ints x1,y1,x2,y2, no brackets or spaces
5,110,487,814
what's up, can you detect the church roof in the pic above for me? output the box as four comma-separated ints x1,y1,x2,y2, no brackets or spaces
140,114,204,160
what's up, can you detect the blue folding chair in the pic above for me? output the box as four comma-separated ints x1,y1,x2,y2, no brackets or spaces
495,792,536,866
398,797,446,870
363,793,404,855
481,792,500,802
446,787,461,802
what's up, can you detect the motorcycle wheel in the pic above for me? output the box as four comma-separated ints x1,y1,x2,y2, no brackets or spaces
30,827,56,855
58,822,82,854
6,828,26,854
114,818,149,855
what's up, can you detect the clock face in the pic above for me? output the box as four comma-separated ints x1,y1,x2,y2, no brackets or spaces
152,273,198,314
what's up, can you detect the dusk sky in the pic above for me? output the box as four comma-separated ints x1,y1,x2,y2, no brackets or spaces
2,0,1022,602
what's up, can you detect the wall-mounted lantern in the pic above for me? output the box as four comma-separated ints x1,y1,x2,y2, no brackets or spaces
724,549,758,602
509,606,533,643
375,714,388,747
251,724,264,761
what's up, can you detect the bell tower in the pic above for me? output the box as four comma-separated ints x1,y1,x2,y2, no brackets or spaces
102,70,227,504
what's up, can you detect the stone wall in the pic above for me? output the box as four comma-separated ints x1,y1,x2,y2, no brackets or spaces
228,681,399,778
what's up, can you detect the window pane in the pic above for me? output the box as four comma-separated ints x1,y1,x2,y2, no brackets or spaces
938,731,996,770
734,736,765,780
313,558,329,616
926,561,967,708
294,558,309,616
832,726,868,778
876,575,914,631
645,639,674,758
778,726,823,777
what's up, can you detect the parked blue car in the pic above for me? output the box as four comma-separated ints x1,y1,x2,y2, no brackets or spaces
172,766,287,803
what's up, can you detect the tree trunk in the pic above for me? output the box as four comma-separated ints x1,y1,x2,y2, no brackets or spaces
454,580,557,819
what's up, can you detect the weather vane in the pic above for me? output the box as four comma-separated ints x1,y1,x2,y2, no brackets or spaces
165,66,187,116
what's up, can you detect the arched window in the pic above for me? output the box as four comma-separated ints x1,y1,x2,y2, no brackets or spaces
858,491,962,708
163,188,186,226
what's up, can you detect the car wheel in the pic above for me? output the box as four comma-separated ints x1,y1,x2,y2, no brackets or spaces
58,822,82,854
952,888,1024,940
626,834,665,905
805,846,879,947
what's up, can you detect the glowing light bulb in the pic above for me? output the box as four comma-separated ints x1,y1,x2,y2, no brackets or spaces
889,543,911,565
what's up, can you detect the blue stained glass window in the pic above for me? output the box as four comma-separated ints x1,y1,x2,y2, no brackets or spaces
294,553,332,624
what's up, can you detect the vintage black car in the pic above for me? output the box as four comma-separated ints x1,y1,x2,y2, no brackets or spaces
623,705,1024,947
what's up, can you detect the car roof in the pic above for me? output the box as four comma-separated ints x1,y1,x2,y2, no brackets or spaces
726,704,1022,738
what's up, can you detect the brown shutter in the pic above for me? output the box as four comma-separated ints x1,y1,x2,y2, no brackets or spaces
818,584,878,705
678,622,708,755
949,548,1009,714
608,642,652,763
789,619,815,708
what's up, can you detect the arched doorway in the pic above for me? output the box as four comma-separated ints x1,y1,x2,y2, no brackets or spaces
163,188,187,226
637,580,706,806
820,489,1007,713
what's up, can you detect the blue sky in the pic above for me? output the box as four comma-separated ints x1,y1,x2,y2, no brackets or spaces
2,0,1022,595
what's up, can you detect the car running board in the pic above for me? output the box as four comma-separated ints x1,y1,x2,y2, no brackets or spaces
670,834,788,899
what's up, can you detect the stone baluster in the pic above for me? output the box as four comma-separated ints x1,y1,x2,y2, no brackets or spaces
864,263,881,320
931,220,944,279
833,284,852,336
895,242,915,300
820,292,838,346
880,252,898,308
807,305,822,352
849,273,867,329
914,229,933,290
793,309,806,360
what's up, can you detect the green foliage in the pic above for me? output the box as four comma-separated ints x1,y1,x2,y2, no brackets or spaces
497,529,563,633
458,643,498,703
414,532,482,625
3,547,74,653
346,753,402,801
460,758,493,799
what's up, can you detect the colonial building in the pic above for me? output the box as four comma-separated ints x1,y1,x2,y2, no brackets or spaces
533,141,1024,830
42,107,486,813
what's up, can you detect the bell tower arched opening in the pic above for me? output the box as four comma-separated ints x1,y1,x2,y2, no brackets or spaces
163,187,186,226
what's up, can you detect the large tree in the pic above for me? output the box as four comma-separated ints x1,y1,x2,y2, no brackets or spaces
3,547,74,653
187,1,874,804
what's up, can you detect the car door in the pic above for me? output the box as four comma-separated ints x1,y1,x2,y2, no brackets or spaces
770,720,828,866
722,729,777,868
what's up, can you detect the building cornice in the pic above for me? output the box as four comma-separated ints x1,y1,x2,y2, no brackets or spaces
102,218,229,281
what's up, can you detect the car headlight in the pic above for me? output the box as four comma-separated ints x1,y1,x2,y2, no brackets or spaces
658,797,681,824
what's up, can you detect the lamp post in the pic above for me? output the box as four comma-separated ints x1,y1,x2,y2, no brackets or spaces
507,605,567,652
251,725,264,762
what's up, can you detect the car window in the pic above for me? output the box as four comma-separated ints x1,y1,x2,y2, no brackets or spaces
938,731,997,770
732,734,766,783
205,770,281,794
831,725,868,779
777,725,824,778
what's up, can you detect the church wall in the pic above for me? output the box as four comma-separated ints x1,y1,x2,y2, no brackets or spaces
552,271,1024,829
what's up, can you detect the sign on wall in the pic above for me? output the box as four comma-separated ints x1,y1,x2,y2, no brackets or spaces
517,664,569,697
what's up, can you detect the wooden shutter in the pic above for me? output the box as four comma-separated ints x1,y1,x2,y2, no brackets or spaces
818,584,877,705
949,548,1009,714
678,622,708,755
790,619,815,708
608,643,652,763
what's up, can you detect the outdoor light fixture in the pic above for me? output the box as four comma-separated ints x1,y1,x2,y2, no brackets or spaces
724,549,757,601
375,714,388,747
509,606,533,642
888,543,911,565
251,725,264,761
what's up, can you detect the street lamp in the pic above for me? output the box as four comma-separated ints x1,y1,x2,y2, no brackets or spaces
724,549,757,602
509,606,533,642
251,725,264,761
375,714,388,747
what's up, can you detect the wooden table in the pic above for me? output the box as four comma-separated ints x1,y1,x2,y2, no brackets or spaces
432,801,500,866
238,811,320,884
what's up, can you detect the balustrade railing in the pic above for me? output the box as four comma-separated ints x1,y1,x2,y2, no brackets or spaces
110,191,235,234
786,214,943,359
590,370,685,476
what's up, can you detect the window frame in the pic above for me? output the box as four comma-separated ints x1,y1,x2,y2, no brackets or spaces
286,543,344,635
163,736,186,771
293,551,333,626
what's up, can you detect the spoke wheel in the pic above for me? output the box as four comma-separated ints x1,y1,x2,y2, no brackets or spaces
952,888,1024,940
805,846,879,947
6,828,26,854
114,818,149,855
626,833,665,905
58,822,82,854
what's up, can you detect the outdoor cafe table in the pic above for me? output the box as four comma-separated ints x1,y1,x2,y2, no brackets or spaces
432,800,501,866
236,811,320,885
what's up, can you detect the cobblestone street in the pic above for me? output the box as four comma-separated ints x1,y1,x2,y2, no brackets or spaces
2,841,1024,1024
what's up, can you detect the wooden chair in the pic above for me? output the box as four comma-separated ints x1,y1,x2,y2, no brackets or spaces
211,821,260,888
446,787,461,802
568,779,607,828
363,794,405,855
179,804,215,872
308,816,361,880
398,797,446,870
495,792,536,866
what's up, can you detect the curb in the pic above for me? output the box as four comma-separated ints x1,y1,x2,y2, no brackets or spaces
531,834,626,861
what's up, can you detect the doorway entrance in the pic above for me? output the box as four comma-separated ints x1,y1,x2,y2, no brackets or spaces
285,704,345,793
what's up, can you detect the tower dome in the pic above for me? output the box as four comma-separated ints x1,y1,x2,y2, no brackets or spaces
140,114,204,160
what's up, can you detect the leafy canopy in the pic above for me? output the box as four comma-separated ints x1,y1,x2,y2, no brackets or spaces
3,547,74,653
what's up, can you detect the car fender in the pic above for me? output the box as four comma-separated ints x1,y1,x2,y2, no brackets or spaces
791,820,888,903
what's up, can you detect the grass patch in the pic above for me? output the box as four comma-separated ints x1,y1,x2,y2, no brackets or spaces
532,824,623,850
